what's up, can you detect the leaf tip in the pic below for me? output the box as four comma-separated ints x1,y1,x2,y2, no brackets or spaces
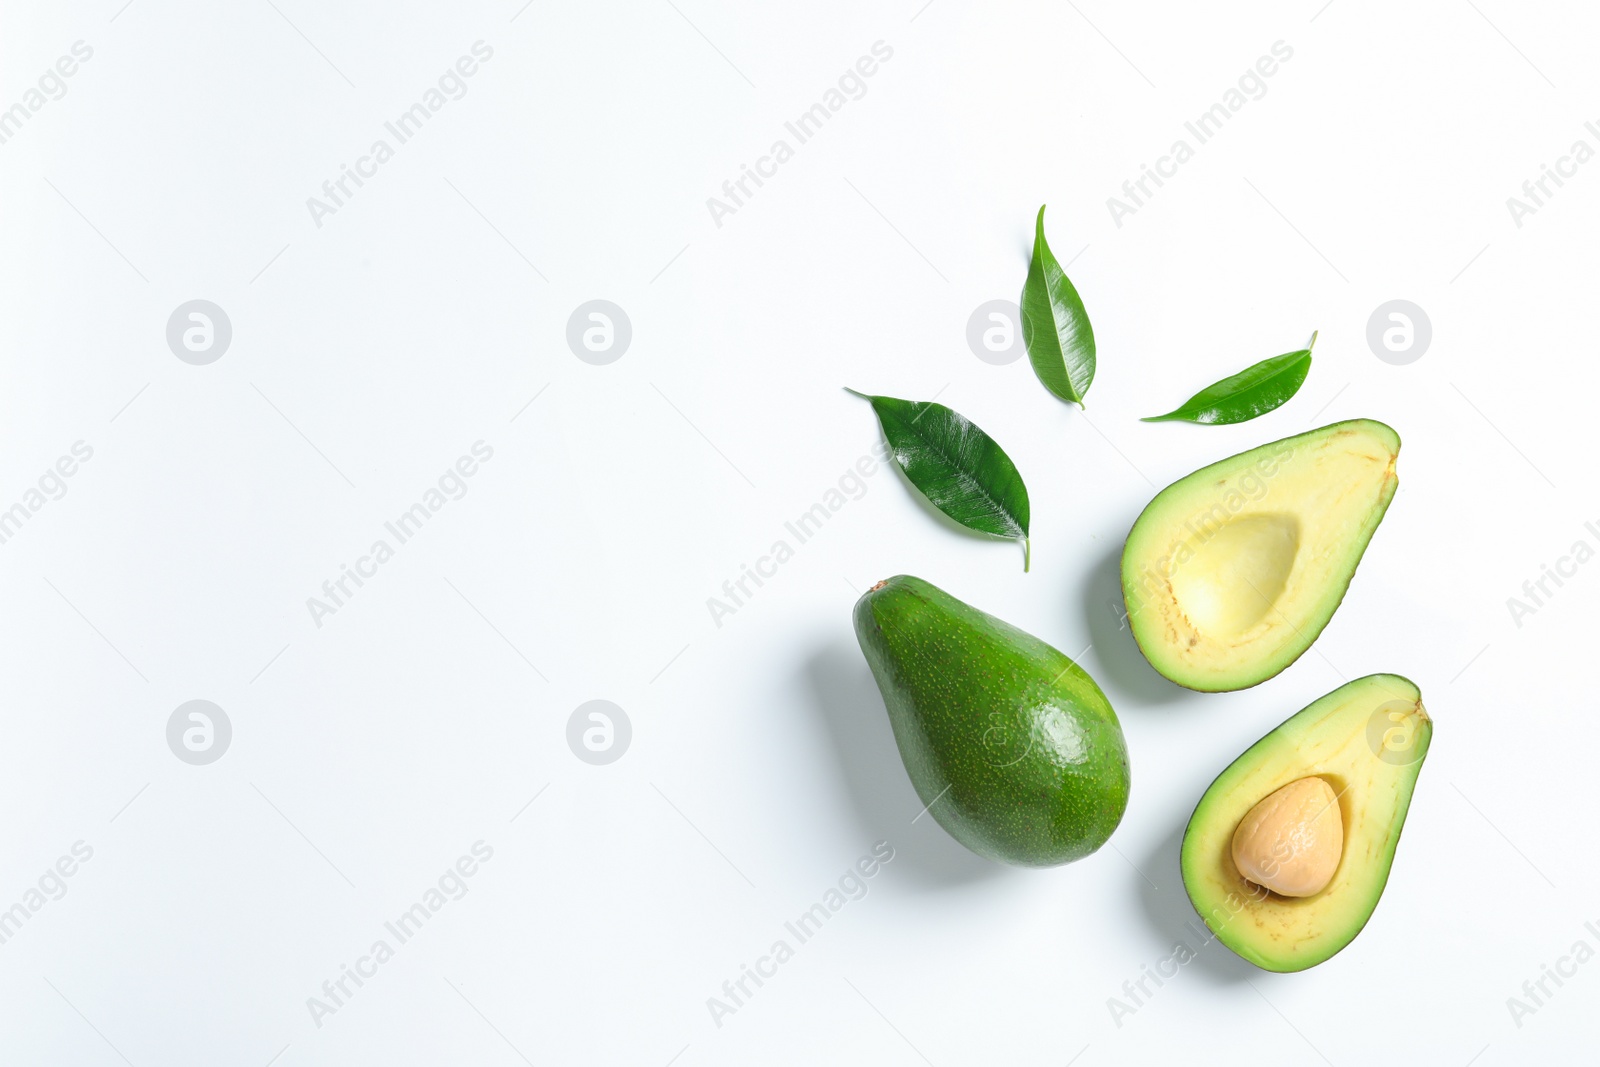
842,387,873,401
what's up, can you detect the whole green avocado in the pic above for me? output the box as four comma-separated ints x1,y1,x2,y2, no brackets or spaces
852,575,1130,867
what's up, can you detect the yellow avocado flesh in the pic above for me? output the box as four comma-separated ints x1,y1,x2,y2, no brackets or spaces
1121,419,1400,692
1180,674,1431,972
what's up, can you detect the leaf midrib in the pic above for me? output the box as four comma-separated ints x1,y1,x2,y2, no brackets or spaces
897,405,1025,539
1213,350,1311,400
1162,349,1312,419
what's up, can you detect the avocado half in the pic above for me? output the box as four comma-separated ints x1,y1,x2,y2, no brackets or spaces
1181,674,1431,972
1120,419,1400,692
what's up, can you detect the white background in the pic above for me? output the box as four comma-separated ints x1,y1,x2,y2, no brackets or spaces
0,0,1594,1063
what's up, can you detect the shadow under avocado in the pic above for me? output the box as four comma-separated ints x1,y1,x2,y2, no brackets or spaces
802,642,1005,889
1081,543,1188,707
1133,821,1257,985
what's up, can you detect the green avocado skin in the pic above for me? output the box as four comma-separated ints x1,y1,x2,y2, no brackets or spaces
853,575,1131,867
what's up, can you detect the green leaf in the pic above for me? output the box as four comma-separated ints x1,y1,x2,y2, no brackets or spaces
1142,333,1317,425
847,389,1032,571
1020,204,1095,407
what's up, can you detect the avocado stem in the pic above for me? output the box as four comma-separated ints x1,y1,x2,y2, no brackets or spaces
1307,329,1319,353
843,387,872,401
1023,538,1032,572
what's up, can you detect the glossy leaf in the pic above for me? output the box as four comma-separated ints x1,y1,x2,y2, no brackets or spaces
848,389,1032,570
1143,333,1317,425
1020,205,1095,407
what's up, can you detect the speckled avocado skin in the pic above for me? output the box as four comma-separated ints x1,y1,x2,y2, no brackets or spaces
853,575,1131,867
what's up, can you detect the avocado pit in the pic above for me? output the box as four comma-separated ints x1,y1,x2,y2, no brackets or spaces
1230,775,1343,898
